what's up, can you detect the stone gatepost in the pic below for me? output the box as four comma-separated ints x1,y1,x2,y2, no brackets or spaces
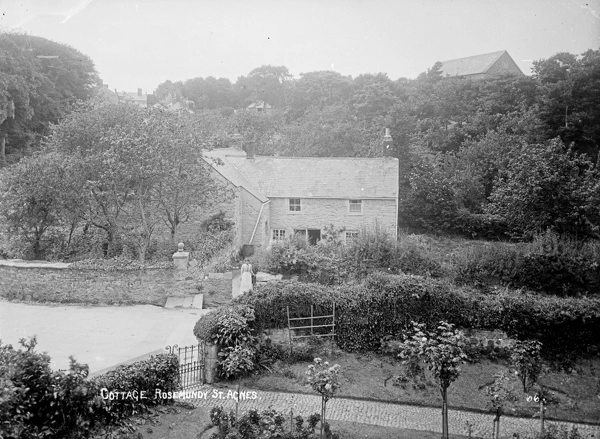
172,242,189,270
203,343,219,384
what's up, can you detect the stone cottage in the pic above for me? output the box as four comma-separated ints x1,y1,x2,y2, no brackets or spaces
201,139,399,254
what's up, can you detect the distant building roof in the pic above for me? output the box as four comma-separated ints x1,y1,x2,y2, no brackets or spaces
203,147,398,200
116,89,148,107
246,100,272,111
439,50,523,77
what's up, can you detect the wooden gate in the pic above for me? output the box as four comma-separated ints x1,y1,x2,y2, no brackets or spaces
165,343,206,390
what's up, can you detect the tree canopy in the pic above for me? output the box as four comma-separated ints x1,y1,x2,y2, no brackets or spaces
0,33,99,165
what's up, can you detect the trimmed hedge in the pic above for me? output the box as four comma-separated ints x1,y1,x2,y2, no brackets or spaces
0,337,179,439
92,353,179,423
237,273,600,362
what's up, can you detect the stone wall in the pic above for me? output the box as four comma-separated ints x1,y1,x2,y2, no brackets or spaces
188,263,233,307
269,197,397,240
0,260,232,308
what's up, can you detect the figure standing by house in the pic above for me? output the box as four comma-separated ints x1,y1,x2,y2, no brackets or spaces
240,258,254,294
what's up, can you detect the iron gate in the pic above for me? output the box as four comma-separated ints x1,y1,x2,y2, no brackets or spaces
165,343,206,390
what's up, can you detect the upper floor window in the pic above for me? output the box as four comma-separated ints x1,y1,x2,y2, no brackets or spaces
348,199,362,215
289,198,302,212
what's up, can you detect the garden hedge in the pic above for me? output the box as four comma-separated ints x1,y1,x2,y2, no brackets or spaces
0,338,179,439
237,273,600,362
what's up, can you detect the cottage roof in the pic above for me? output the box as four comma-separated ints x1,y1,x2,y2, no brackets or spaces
439,50,510,77
203,149,268,202
203,148,398,200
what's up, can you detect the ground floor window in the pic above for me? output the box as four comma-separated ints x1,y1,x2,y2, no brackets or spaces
345,230,359,243
272,229,286,241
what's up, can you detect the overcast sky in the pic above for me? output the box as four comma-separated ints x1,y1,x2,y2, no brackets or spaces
1,0,599,94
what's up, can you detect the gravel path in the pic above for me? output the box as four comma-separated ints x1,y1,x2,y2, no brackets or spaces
188,386,600,439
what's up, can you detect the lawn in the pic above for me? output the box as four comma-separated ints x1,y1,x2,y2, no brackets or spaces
238,342,600,425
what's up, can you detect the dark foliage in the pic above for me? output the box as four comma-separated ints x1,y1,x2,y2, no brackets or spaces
237,274,600,363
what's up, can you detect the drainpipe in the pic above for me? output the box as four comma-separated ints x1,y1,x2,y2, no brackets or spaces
249,200,270,245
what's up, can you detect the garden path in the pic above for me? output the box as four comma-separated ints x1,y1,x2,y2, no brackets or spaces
0,299,210,373
190,386,600,439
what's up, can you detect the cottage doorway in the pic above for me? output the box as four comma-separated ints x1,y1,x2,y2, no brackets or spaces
307,229,321,245
293,229,321,245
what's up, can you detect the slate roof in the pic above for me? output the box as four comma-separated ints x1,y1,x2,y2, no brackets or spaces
203,149,268,202
203,148,398,200
440,50,508,77
116,91,148,106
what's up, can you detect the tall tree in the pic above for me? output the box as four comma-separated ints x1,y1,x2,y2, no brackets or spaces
398,321,468,439
533,50,600,159
236,65,291,109
285,70,353,121
48,103,225,261
0,151,81,259
0,33,98,164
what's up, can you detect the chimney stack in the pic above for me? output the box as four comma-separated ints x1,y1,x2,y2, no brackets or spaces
245,141,256,160
382,127,394,157
138,88,142,96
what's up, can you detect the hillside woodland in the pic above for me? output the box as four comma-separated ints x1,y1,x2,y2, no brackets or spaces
1,38,599,261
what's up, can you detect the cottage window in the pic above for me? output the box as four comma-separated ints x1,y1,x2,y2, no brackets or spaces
345,231,359,243
272,229,286,241
289,198,302,212
348,199,362,215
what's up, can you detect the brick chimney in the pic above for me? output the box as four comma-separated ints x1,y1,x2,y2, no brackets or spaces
383,128,394,156
245,141,256,160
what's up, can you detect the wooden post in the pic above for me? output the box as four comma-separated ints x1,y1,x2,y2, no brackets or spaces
539,387,545,435
311,305,314,336
332,303,336,336
286,306,293,355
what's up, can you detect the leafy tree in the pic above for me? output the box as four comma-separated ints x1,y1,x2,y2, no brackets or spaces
236,65,292,109
0,33,98,164
285,70,353,121
182,76,237,109
533,50,600,159
485,370,517,439
350,73,399,123
154,79,184,101
398,321,468,439
48,102,225,261
306,358,341,439
486,138,600,239
227,108,283,155
280,104,372,157
510,340,543,393
0,150,81,259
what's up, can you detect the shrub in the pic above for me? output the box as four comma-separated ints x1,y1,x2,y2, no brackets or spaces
217,345,256,380
0,337,104,439
209,405,339,439
186,229,235,268
454,231,600,296
256,226,445,285
193,305,256,346
70,255,174,271
238,273,600,361
0,337,178,438
193,305,258,380
92,353,179,422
